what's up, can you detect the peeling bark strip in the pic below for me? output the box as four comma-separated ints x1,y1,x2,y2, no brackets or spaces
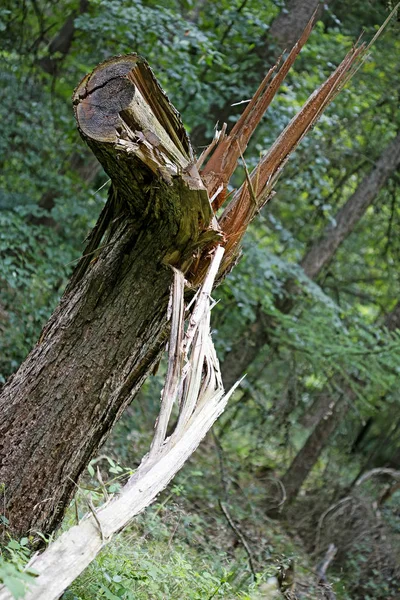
0,20,367,541
216,41,365,275
194,40,366,286
200,14,316,209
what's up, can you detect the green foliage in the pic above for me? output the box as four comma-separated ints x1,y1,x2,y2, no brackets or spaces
1,0,400,598
66,541,234,600
61,445,319,600
0,207,76,379
0,537,36,599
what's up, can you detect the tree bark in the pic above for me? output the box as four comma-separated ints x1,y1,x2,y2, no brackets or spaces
300,391,339,428
280,392,351,505
221,132,400,388
0,54,217,540
0,36,365,539
0,248,233,600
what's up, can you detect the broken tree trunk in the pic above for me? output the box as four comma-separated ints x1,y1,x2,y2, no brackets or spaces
0,246,240,600
0,55,219,540
0,26,365,541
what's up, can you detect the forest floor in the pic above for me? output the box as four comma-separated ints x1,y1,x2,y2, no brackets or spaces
62,415,344,600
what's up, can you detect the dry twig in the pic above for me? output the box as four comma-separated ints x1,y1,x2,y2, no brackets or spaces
219,500,257,581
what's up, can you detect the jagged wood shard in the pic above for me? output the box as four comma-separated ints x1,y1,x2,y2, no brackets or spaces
200,11,316,211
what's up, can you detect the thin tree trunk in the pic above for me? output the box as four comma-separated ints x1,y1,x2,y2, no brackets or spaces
38,0,89,75
280,302,400,505
29,153,101,228
300,392,338,428
267,0,325,55
300,131,400,279
349,419,400,487
221,305,271,389
32,1,100,227
349,416,374,454
280,392,351,504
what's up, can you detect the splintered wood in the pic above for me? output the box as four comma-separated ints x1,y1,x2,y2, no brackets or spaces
190,32,366,284
0,247,240,600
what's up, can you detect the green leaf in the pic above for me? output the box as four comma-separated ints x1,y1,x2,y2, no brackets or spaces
2,576,26,599
99,585,120,600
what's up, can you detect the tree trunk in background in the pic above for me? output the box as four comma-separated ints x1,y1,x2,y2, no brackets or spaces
267,0,325,54
350,419,400,487
221,305,270,389
300,391,339,428
33,2,101,227
280,302,400,505
280,392,351,504
29,153,101,228
349,416,374,454
300,132,400,279
0,55,217,540
221,132,400,389
38,0,89,75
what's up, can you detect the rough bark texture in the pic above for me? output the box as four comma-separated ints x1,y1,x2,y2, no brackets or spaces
300,391,340,429
0,54,217,539
0,32,366,539
0,249,231,600
221,133,400,388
